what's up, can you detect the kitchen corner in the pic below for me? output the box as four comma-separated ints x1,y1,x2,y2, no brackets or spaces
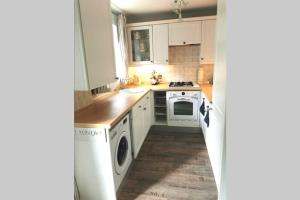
74,81,204,128
199,83,213,103
75,88,150,128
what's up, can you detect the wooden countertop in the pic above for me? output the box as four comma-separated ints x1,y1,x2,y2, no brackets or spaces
75,83,207,129
75,89,150,129
126,83,202,91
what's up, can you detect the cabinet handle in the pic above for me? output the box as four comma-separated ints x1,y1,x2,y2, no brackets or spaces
201,58,204,60
166,59,168,62
151,60,153,63
183,41,186,44
138,105,142,108
143,107,147,110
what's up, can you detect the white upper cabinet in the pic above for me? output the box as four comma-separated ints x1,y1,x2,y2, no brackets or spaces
153,24,169,64
169,21,202,46
75,0,88,91
200,19,216,64
77,0,116,90
127,26,153,65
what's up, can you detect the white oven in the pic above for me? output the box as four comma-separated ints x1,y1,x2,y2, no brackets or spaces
167,91,201,127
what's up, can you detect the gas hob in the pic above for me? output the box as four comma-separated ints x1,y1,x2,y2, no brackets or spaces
169,81,194,87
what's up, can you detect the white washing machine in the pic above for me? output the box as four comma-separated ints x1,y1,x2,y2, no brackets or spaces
109,114,132,190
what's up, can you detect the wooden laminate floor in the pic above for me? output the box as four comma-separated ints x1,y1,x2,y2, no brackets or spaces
117,126,218,200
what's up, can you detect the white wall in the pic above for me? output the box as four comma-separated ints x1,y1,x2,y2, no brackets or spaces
213,0,226,115
219,131,226,200
209,0,227,198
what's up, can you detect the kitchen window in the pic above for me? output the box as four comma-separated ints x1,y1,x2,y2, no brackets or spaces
112,13,128,80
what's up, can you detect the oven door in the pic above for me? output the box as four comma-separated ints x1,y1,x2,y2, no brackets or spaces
169,97,198,121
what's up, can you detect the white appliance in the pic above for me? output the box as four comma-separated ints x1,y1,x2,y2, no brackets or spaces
75,128,117,200
167,91,201,127
109,114,132,190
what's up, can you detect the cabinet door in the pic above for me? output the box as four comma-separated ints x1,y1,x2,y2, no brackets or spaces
75,0,88,91
79,0,116,89
131,101,145,158
143,93,151,135
153,24,169,64
75,128,116,199
169,21,202,45
201,20,216,64
127,26,153,65
204,107,224,189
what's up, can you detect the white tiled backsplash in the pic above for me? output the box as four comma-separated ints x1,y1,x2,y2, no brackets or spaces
128,45,214,84
74,81,120,111
74,91,94,111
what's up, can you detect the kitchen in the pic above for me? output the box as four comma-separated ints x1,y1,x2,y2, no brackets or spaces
74,0,226,200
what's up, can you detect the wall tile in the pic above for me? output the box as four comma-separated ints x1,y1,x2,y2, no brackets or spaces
74,91,93,111
74,81,120,111
169,45,201,64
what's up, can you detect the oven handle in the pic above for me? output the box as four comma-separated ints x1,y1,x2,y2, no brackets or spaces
176,97,190,101
169,97,198,101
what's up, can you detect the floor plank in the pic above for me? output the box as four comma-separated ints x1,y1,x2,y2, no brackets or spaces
118,125,218,200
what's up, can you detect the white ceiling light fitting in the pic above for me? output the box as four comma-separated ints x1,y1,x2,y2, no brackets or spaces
171,0,189,21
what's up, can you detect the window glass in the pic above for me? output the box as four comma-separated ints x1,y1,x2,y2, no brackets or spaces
131,29,150,61
112,21,125,79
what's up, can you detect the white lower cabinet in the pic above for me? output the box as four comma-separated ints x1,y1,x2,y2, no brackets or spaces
131,102,144,158
131,92,151,158
143,93,152,132
205,107,224,191
200,92,224,191
75,128,116,200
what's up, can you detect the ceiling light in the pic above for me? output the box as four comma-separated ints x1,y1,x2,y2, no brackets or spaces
171,0,189,21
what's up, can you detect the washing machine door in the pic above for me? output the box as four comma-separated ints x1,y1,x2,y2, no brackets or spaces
115,131,129,175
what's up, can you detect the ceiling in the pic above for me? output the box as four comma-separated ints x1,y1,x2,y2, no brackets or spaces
111,0,217,14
